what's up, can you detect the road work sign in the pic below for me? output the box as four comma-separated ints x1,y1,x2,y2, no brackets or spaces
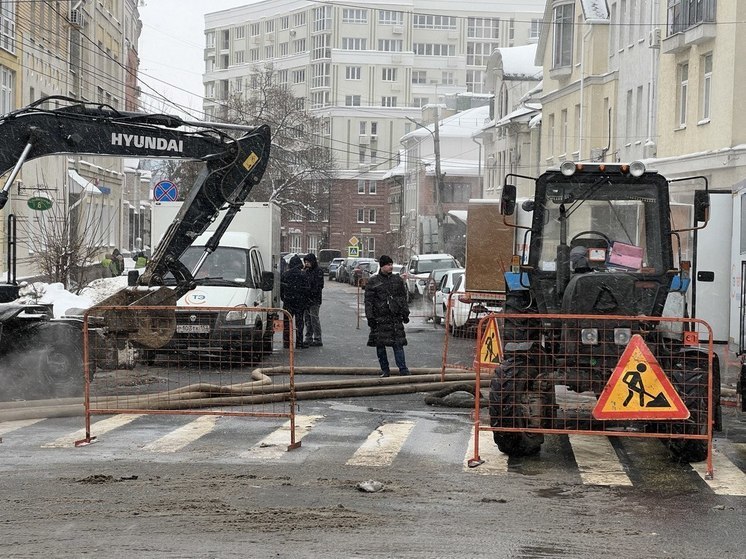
593,334,689,420
478,317,502,366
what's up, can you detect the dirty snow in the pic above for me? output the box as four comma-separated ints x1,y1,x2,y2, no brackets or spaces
16,277,130,318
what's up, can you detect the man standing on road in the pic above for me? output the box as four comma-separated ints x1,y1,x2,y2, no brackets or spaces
303,252,324,346
364,255,411,377
281,255,310,349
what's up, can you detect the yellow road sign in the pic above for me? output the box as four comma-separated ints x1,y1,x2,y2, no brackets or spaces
478,317,502,366
348,236,359,246
593,335,689,420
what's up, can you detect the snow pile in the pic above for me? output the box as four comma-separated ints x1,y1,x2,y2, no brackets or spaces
16,277,129,318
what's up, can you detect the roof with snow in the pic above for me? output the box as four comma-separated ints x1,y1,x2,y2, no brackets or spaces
402,105,491,142
496,44,542,80
581,0,610,20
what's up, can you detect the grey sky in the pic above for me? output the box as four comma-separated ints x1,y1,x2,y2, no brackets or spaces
138,1,259,117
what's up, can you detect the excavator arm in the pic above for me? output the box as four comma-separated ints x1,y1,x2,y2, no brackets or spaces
0,96,272,347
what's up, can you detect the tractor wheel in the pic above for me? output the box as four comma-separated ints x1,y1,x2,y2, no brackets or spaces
488,359,545,457
666,363,711,462
503,290,534,346
22,322,85,399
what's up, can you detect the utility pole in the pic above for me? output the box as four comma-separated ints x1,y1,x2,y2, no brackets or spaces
432,107,446,253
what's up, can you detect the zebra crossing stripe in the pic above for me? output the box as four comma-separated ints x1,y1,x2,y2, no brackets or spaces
346,421,416,467
463,427,509,474
142,416,220,453
569,434,633,486
691,444,746,496
242,415,323,459
0,418,45,437
41,414,143,448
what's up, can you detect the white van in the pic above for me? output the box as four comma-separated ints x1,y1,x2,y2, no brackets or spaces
403,253,460,298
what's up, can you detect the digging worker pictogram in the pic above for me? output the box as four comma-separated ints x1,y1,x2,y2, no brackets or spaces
622,363,670,408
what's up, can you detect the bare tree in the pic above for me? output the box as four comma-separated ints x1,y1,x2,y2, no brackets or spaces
18,188,113,292
151,159,203,201
221,65,336,216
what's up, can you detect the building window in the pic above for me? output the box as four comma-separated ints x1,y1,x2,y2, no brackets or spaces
467,42,495,67
357,209,365,223
412,71,427,84
358,180,366,194
342,9,368,23
292,69,306,84
346,66,361,80
290,234,302,252
279,42,288,56
280,16,289,30
313,6,332,32
667,0,717,36
0,65,14,114
370,122,378,136
265,20,274,33
379,11,403,25
311,62,330,88
441,72,455,86
368,209,377,223
701,53,712,121
265,45,274,59
369,181,377,194
413,15,457,29
250,23,260,36
529,18,541,40
234,26,245,39
233,51,244,65
552,3,574,68
293,38,306,53
413,97,429,107
307,234,319,252
382,68,397,81
440,183,471,203
413,43,456,56
360,122,367,135
678,62,688,127
381,96,397,107
466,70,484,94
294,12,306,27
366,237,375,258
342,37,367,50
359,147,366,162
312,34,331,60
346,95,361,106
467,17,499,39
378,39,403,52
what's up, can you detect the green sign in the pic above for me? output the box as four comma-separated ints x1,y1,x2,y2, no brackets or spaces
28,196,53,211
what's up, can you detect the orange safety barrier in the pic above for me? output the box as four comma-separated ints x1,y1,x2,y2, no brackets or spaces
76,306,299,449
469,313,717,477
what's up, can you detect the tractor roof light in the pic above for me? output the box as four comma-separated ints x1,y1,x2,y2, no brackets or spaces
629,160,646,177
560,161,577,177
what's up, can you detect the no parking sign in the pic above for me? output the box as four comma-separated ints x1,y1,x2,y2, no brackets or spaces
153,180,178,201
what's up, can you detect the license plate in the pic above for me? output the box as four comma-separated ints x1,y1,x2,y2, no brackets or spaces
176,324,210,334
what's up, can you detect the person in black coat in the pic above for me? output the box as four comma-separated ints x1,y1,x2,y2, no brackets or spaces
303,252,324,346
364,254,410,377
281,255,311,349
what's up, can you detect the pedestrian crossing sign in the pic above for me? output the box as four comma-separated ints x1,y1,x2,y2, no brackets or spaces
593,334,689,420
478,317,502,366
348,245,359,257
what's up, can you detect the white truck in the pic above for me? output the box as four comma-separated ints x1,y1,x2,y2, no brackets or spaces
149,201,281,362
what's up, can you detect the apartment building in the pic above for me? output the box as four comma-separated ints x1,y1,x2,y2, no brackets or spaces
0,1,142,279
203,0,545,258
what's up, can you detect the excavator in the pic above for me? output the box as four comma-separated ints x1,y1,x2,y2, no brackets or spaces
0,96,271,399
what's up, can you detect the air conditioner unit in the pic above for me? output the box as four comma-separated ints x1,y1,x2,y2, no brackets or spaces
392,26,404,35
289,29,296,36
648,28,661,48
359,134,370,145
70,9,85,27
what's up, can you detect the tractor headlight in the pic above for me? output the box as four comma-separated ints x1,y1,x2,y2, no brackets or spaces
629,161,646,177
614,328,632,345
560,160,577,177
581,328,599,345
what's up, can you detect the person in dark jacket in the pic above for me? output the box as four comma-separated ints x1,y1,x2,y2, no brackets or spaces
281,255,311,349
303,252,324,346
364,254,410,377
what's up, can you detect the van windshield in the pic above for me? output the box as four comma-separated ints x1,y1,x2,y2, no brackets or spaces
162,247,252,287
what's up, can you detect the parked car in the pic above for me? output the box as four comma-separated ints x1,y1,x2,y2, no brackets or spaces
434,268,465,325
402,253,461,299
348,258,377,286
328,257,345,280
423,268,455,322
318,249,342,273
391,264,405,275
442,273,501,335
335,257,356,284
354,261,380,286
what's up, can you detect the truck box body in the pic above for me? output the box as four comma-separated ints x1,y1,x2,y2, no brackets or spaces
465,199,515,293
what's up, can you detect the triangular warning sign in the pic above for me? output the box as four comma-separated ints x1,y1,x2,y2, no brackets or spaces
593,334,689,420
478,317,502,366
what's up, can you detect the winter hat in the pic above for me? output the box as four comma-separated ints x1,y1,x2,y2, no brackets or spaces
303,252,317,265
289,255,303,269
379,255,393,266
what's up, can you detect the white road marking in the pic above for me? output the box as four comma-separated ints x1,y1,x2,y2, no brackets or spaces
142,415,220,453
41,414,143,448
242,415,323,459
569,434,633,486
691,444,746,496
0,418,45,437
463,427,509,474
346,421,416,467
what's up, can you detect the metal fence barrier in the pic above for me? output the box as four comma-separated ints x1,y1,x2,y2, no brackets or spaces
469,313,716,476
77,306,299,449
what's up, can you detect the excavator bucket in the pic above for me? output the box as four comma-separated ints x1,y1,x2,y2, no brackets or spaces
92,286,179,349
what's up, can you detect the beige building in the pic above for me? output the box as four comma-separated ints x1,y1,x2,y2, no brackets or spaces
0,1,141,280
